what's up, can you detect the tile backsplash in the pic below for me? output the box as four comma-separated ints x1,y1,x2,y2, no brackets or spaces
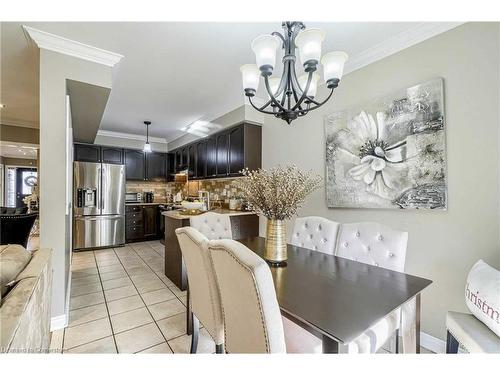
127,177,245,203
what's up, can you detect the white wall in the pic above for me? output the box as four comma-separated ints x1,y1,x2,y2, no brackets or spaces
260,23,500,341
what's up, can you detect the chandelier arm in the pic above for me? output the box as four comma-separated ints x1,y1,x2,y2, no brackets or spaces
264,75,287,112
248,96,276,115
291,70,313,111
301,88,335,112
275,58,290,101
271,31,286,48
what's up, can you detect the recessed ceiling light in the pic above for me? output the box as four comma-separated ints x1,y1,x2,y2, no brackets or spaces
0,104,5,109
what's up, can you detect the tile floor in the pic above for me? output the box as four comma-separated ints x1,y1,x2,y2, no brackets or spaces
49,240,433,354
50,240,216,354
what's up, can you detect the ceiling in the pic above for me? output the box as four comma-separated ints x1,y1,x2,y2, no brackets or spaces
1,22,454,142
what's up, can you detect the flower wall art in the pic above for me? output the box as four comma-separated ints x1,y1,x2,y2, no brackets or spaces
325,78,447,209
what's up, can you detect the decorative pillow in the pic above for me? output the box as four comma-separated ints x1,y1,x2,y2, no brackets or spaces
0,244,32,298
465,260,500,337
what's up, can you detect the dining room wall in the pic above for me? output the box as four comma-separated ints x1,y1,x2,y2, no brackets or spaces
260,22,500,345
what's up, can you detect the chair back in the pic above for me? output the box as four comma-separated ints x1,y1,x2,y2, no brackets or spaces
335,222,408,272
291,216,340,254
208,239,286,353
190,212,232,240
175,227,224,345
0,213,37,248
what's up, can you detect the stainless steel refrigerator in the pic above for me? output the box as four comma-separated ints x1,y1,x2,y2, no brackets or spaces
73,161,125,250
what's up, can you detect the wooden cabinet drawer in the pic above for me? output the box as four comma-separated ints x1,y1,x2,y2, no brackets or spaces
126,225,144,240
126,217,143,227
126,205,142,213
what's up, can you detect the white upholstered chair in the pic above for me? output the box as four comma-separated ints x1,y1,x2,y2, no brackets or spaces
446,311,500,353
190,212,232,240
335,222,408,353
175,227,224,353
208,239,321,353
290,216,340,254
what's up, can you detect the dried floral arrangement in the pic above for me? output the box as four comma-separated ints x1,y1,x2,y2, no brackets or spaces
233,165,322,220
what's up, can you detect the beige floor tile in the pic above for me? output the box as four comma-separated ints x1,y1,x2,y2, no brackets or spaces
71,268,99,279
178,295,188,307
100,270,128,281
168,285,187,298
126,266,152,276
49,329,64,353
141,288,176,305
107,295,145,316
71,281,102,297
102,276,133,291
138,342,173,354
104,285,138,302
135,280,166,294
148,298,186,321
110,307,153,333
71,274,100,288
63,317,112,349
156,313,187,340
96,259,121,267
70,291,105,310
167,328,214,354
69,303,108,327
98,264,125,274
115,323,165,353
65,336,116,354
130,273,160,286
71,263,97,272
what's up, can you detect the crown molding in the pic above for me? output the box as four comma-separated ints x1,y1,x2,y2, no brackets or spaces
23,26,123,67
344,22,464,75
96,129,167,144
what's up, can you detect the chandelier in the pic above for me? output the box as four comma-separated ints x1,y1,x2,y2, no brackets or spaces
240,21,348,124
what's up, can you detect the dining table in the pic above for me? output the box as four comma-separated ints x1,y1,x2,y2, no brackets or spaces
187,236,432,353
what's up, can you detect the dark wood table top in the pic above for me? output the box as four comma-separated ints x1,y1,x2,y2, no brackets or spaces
238,237,432,344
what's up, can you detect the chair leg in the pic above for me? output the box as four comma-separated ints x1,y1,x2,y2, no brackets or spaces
215,344,224,354
190,314,199,354
395,329,400,354
446,330,459,354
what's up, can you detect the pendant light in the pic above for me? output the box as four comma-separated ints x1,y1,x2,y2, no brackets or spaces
143,121,152,153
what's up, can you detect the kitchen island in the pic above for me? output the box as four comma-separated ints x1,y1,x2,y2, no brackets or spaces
162,209,259,290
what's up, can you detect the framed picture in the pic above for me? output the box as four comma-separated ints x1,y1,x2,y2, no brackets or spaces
325,78,447,209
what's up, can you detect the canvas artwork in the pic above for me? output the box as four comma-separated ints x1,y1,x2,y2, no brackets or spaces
325,78,447,210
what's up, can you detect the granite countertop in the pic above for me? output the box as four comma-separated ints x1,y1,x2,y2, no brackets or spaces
125,202,165,206
162,209,257,220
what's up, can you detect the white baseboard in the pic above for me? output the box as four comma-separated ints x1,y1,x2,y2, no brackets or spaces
420,332,446,354
50,314,68,331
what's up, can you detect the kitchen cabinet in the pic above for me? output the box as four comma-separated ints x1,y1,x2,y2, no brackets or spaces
125,149,145,181
228,125,244,175
188,143,196,178
216,132,229,176
196,141,207,179
167,122,262,181
146,152,166,181
74,143,101,163
143,205,158,239
167,153,175,182
205,136,217,177
101,146,123,164
125,204,160,242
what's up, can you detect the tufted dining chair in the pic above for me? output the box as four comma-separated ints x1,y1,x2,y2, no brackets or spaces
335,222,408,353
175,227,224,353
290,216,340,254
208,239,322,353
190,212,233,240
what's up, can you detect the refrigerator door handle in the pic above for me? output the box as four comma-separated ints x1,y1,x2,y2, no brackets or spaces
98,163,103,212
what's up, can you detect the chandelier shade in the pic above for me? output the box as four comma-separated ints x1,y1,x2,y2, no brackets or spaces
251,35,280,74
143,120,152,153
241,21,348,124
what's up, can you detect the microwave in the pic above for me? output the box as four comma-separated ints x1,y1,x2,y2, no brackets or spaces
125,192,142,203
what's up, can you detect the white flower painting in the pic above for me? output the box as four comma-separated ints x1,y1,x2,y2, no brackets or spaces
325,78,447,209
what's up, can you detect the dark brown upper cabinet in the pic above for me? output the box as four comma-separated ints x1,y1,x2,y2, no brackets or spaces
125,149,145,181
101,146,124,165
216,132,229,177
196,141,207,179
175,150,182,173
167,122,262,181
146,152,166,181
74,143,101,163
205,136,217,178
167,153,175,182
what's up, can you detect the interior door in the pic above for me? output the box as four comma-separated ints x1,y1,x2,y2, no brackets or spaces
15,168,37,207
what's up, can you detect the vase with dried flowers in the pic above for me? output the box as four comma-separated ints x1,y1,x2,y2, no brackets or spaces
233,165,322,265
